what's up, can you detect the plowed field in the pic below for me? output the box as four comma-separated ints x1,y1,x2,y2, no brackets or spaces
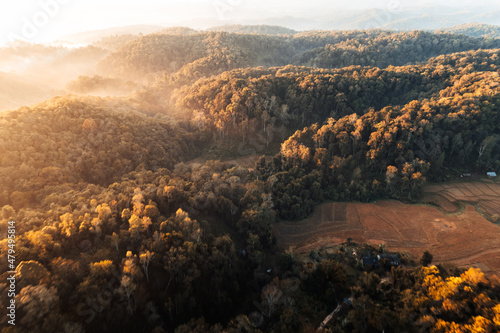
274,181,500,274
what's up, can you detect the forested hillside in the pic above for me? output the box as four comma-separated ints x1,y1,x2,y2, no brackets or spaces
0,96,198,210
267,69,500,218
440,23,500,39
207,25,298,36
99,30,500,81
1,28,500,333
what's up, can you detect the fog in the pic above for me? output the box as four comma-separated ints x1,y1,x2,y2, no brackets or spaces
0,0,498,111
1,1,498,45
0,41,114,111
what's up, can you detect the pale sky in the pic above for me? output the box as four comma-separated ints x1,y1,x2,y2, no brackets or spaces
0,0,493,45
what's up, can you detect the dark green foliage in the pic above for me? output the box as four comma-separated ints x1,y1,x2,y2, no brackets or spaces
265,62,500,219
420,250,434,266
100,29,500,82
294,30,500,69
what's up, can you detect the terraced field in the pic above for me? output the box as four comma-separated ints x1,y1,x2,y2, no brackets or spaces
274,181,500,274
422,180,500,217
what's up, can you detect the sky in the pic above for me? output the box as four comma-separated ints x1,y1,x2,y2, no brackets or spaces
0,0,494,45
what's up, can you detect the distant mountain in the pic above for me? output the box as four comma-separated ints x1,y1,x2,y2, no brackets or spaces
159,27,200,35
207,5,500,32
207,24,297,35
92,27,200,51
92,34,141,51
61,25,165,44
439,23,500,38
59,5,500,44
317,6,500,31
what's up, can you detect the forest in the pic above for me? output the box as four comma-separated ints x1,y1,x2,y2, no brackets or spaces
1,27,500,332
439,23,500,39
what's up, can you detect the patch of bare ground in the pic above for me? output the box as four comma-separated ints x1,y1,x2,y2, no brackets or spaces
422,180,500,219
184,154,263,170
274,181,500,274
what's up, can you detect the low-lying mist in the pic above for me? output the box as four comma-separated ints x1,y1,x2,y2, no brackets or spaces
0,40,136,112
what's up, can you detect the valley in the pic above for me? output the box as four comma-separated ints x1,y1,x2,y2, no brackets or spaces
2,20,500,332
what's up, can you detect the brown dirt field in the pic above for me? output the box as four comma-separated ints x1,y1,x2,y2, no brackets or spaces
274,181,500,274
422,180,500,218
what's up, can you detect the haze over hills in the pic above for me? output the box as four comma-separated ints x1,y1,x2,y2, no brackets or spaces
6,1,495,46
234,6,500,31
439,22,500,38
59,25,166,45
164,2,500,32
2,2,500,331
206,25,297,36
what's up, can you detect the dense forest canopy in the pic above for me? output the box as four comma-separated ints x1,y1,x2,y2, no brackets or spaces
207,25,298,36
1,27,500,333
439,23,500,39
99,30,500,81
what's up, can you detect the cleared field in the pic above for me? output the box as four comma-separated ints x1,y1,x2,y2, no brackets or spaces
274,181,500,274
422,180,500,218
186,154,262,170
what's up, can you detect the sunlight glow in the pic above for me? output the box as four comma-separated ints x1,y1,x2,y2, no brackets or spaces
0,0,498,46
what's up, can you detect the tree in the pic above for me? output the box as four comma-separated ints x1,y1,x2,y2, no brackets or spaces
386,165,399,192
120,275,136,314
119,251,142,314
16,260,51,289
111,232,120,252
88,258,115,280
139,250,154,282
175,209,201,243
477,135,496,162
1,205,16,220
420,250,433,266
59,213,77,237
128,214,142,240
261,281,283,317
16,285,60,330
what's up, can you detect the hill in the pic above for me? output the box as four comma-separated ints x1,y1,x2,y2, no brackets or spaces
2,25,500,333
207,24,297,35
90,27,200,52
0,43,109,109
99,30,500,82
440,23,500,39
229,6,500,31
60,24,165,44
0,96,196,209
263,62,500,219
98,32,296,80
159,26,199,35
291,30,500,68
